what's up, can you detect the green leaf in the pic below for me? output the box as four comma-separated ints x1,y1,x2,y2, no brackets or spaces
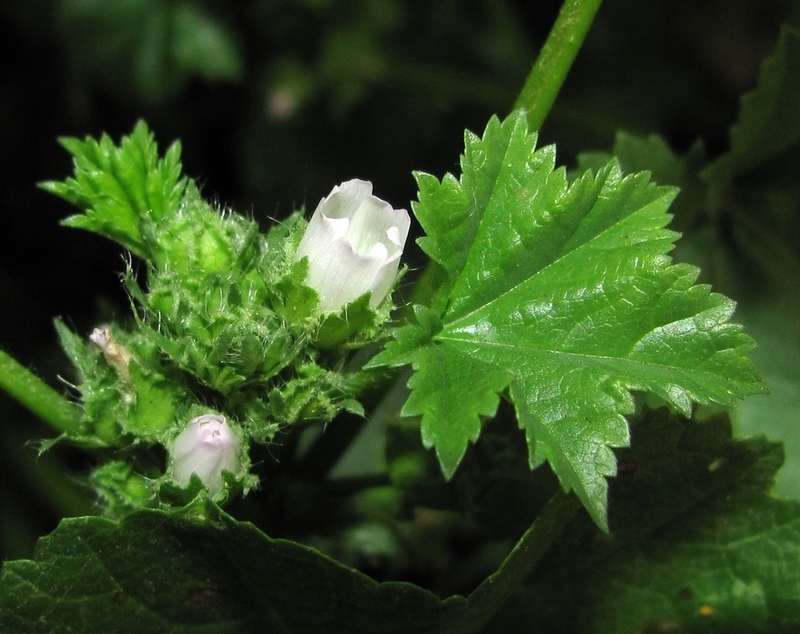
40,120,186,259
568,38,800,504
414,114,596,317
0,503,466,633
403,343,512,479
386,111,765,529
56,0,243,104
487,409,800,634
372,306,512,478
703,26,800,187
315,294,377,348
576,131,709,230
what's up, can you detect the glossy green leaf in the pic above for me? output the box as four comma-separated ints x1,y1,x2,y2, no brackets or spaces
380,111,765,530
414,113,596,318
403,343,512,479
582,56,800,503
0,503,466,633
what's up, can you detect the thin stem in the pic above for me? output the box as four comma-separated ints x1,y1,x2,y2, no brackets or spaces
441,490,582,634
0,348,82,434
405,0,606,321
514,0,605,131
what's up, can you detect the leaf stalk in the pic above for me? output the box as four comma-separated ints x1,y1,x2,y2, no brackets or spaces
514,0,605,131
0,348,82,434
441,490,582,634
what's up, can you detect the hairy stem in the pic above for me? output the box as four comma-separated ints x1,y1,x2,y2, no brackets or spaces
514,0,605,131
442,490,582,634
0,348,82,434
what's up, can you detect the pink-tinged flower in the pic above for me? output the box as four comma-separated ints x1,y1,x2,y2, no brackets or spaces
295,179,410,313
170,414,240,494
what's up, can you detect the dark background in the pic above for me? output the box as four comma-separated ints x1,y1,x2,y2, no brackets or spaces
1,0,797,561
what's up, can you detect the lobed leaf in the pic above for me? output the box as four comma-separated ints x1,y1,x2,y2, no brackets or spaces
40,120,186,259
385,111,765,529
403,343,511,479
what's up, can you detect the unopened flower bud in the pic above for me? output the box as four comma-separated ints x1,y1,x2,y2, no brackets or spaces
170,414,240,494
295,179,410,313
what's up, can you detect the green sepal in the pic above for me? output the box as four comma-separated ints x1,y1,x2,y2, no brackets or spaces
55,319,185,444
273,258,320,326
54,319,122,445
90,460,157,519
159,469,259,510
127,261,300,395
314,293,378,348
268,362,360,425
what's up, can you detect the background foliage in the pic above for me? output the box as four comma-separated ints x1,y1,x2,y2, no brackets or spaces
1,1,799,629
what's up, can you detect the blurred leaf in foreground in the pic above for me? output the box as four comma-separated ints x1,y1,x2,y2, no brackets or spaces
0,502,466,633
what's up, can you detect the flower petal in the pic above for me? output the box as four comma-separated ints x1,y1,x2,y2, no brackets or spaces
306,238,386,312
171,414,240,494
295,179,410,313
296,214,349,261
318,179,374,220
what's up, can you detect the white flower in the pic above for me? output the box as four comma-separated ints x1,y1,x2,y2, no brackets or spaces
295,179,411,313
170,414,240,494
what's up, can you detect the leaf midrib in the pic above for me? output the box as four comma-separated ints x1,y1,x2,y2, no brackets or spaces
436,332,734,387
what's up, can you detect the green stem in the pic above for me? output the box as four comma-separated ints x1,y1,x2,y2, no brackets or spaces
442,490,582,634
0,348,82,433
514,0,605,131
